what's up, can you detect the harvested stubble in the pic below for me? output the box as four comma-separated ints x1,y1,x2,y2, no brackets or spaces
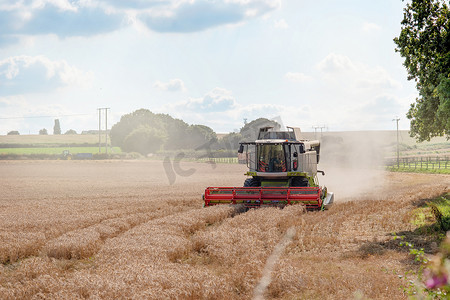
0,160,449,299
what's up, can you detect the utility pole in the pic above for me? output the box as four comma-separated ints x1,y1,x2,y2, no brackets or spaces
97,108,110,154
98,109,101,153
312,125,327,139
393,117,400,168
105,108,109,154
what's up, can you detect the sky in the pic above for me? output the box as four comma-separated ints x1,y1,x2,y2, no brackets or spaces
0,0,418,135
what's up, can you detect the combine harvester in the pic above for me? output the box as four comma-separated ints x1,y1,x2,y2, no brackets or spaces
204,127,334,210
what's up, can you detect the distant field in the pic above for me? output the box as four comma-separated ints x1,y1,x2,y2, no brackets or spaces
0,146,121,155
0,131,448,159
0,134,101,145
2,131,448,148
0,134,118,155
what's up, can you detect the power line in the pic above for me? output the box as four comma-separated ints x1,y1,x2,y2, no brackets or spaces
312,125,328,139
0,113,92,120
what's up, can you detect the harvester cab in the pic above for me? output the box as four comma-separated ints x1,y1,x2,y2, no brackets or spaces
204,127,334,210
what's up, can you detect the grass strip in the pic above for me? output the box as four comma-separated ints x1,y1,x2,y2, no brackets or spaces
0,146,121,155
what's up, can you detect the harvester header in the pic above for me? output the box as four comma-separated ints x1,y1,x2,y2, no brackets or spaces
203,127,334,210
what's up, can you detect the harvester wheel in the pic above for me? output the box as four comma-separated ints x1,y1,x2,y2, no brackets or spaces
244,178,260,187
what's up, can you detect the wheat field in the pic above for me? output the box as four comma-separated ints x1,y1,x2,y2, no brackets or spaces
0,160,449,299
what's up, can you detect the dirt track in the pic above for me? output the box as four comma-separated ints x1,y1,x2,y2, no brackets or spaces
0,160,449,299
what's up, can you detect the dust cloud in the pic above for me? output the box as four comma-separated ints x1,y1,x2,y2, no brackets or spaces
317,131,389,202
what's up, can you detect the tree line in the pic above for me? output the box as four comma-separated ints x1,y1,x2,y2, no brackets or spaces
7,119,77,136
109,108,279,155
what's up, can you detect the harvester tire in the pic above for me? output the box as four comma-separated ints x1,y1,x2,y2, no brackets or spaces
244,178,260,187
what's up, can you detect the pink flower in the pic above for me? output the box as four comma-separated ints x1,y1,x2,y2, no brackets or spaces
425,273,448,289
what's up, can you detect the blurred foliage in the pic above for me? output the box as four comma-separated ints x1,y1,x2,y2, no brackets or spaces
110,109,279,154
39,128,48,135
214,117,280,151
240,118,280,142
395,194,450,298
53,119,61,135
394,0,450,141
110,109,217,154
428,196,450,231
64,129,77,135
122,126,166,156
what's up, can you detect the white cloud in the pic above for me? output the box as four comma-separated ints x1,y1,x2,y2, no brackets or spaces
303,53,412,131
361,21,381,33
0,1,122,41
316,53,401,91
284,72,312,82
274,18,288,29
169,87,237,112
159,87,315,132
153,78,186,92
137,0,281,32
317,53,356,74
0,0,282,46
32,0,79,12
0,55,93,95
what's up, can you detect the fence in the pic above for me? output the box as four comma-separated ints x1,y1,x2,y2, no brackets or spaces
195,157,238,164
386,156,450,170
194,155,450,170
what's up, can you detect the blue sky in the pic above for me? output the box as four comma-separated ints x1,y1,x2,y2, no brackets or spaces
0,0,417,134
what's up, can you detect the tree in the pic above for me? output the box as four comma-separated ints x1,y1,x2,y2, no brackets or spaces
158,114,190,150
110,109,214,152
64,129,77,134
53,119,61,135
240,118,280,141
394,0,450,141
185,124,217,149
217,132,243,150
7,131,19,135
122,126,166,155
110,109,165,148
39,128,48,135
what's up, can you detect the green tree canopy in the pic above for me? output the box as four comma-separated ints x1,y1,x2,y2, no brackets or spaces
215,118,280,151
110,109,166,148
240,118,280,141
39,128,48,135
186,124,217,149
110,109,217,153
159,114,190,150
216,132,243,150
394,0,450,141
7,131,19,135
53,119,61,135
64,129,77,135
122,126,166,155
